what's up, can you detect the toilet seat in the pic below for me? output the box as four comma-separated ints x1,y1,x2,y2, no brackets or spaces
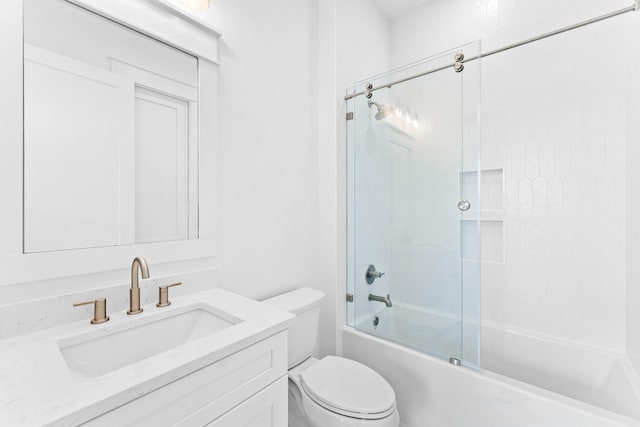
299,356,396,420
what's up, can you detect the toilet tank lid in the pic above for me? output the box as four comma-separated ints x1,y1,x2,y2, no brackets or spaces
262,287,325,314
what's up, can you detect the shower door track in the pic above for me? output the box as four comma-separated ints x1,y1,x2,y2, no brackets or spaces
344,2,638,100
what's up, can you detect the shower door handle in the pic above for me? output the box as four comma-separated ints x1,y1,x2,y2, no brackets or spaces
366,265,385,284
458,200,471,211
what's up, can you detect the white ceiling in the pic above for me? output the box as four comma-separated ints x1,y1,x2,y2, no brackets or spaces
370,0,435,21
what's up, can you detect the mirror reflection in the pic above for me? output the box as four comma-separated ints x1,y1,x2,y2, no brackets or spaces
23,0,199,253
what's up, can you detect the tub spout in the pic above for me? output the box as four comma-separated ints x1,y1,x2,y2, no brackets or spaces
368,293,392,307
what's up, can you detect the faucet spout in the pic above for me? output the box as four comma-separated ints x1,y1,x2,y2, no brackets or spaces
368,293,392,307
131,257,150,289
128,257,150,315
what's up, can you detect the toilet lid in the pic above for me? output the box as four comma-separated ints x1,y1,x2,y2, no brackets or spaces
300,356,396,420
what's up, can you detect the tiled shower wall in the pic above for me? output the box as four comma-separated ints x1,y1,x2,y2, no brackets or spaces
389,0,632,350
481,27,627,348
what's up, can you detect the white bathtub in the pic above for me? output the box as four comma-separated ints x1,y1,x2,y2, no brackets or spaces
343,305,640,427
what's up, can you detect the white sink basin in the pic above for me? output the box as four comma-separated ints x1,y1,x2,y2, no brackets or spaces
58,304,241,377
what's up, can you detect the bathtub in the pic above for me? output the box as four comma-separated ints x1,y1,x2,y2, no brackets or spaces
343,304,640,427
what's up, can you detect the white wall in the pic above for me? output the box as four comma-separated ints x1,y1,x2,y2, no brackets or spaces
0,0,24,263
384,0,636,352
626,10,640,368
192,0,341,356
203,0,315,296
198,0,390,357
334,0,391,348
314,0,339,359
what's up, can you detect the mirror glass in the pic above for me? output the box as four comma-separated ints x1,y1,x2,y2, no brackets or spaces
23,0,199,253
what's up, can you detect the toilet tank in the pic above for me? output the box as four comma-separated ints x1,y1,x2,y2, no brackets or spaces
262,287,325,369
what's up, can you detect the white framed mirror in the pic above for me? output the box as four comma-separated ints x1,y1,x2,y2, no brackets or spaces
24,0,200,253
0,0,220,286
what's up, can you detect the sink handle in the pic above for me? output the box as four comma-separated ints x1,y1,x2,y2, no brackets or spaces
73,298,109,324
157,282,182,308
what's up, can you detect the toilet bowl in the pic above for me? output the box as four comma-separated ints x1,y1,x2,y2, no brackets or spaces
263,288,400,427
289,356,400,427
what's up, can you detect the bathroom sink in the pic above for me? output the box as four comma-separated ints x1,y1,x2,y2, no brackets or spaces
58,305,240,377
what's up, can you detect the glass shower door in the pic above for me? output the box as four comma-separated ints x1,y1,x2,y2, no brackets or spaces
346,42,480,367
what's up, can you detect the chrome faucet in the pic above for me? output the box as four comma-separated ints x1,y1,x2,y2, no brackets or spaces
127,257,150,315
368,293,392,307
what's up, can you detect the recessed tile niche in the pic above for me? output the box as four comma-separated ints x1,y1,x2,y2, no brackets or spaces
461,169,505,263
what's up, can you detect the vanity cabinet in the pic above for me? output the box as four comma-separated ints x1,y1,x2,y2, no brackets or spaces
205,378,288,427
80,332,288,427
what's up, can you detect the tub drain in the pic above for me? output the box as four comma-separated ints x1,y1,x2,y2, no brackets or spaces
373,316,380,328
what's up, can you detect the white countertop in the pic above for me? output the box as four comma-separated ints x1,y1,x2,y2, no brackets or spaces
0,288,294,426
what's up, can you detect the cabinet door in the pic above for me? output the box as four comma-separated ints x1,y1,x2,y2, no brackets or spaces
205,377,288,427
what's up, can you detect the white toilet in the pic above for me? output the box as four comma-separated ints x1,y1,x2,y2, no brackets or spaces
263,288,400,427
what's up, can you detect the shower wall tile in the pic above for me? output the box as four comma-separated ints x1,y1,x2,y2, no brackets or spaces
504,178,518,217
482,24,626,349
547,177,563,217
539,141,555,178
517,178,532,217
532,177,547,217
511,143,525,178
525,140,540,179
390,0,629,351
483,170,504,212
555,140,572,177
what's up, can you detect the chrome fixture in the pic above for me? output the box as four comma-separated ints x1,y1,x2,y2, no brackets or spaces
457,200,471,211
368,101,394,121
373,316,380,328
364,82,373,99
128,257,150,315
453,52,464,73
454,51,465,73
346,293,354,302
157,282,182,308
366,265,386,284
449,357,461,366
73,298,109,324
368,293,392,307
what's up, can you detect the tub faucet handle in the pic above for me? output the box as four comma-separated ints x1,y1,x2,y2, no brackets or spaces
366,265,386,284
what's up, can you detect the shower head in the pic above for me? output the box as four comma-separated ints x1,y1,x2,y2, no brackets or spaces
368,101,393,121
